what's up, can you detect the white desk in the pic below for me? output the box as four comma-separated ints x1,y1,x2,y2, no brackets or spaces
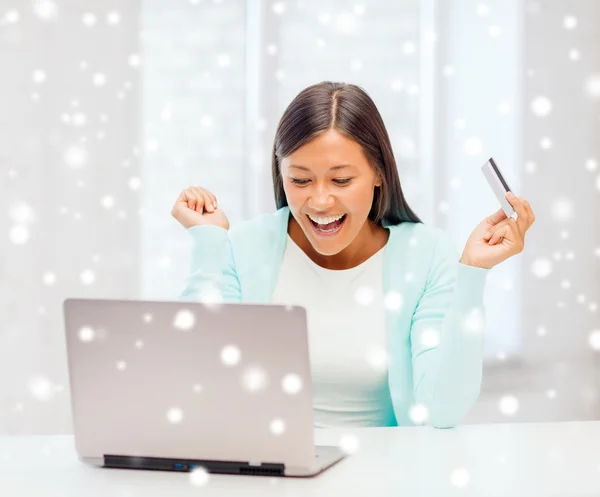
1,421,599,497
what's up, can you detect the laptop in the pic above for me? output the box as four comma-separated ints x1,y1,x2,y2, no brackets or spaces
62,298,346,477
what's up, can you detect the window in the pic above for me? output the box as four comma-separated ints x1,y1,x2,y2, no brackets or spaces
141,0,521,359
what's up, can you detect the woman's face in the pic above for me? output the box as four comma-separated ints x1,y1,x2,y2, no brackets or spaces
281,129,381,256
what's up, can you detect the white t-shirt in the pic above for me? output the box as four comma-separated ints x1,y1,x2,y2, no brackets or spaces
271,234,396,428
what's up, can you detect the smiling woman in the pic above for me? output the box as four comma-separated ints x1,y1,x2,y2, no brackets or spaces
173,81,534,429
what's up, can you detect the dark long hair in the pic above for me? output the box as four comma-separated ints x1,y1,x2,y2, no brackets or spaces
271,81,422,226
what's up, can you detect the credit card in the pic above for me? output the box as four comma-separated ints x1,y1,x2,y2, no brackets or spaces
481,157,517,220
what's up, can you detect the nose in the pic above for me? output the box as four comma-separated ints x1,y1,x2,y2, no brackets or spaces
308,182,335,210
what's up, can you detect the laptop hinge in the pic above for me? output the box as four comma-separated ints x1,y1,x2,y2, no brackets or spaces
103,454,285,476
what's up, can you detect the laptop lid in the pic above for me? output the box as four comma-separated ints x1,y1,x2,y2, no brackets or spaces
63,298,316,470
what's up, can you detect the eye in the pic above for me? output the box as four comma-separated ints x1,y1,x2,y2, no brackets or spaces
333,178,353,185
290,178,310,185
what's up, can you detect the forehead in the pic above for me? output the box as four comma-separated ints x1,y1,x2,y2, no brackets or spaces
281,129,370,170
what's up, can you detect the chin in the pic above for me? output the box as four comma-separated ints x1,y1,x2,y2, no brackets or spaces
310,241,346,257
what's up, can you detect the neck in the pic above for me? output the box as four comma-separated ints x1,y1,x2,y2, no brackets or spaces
288,214,389,270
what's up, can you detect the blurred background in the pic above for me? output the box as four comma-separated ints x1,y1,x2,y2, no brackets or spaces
0,0,599,434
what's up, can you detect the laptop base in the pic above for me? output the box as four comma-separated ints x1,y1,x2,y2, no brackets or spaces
83,444,345,478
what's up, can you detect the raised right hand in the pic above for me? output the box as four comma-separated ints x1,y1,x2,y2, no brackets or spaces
171,186,230,230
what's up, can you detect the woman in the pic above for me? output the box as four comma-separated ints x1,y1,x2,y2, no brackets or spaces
171,81,535,429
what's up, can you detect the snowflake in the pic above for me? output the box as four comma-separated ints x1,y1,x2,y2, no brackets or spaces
450,468,470,488
221,345,241,366
531,96,552,116
551,197,573,221
281,374,303,394
82,13,96,27
173,309,195,331
354,286,374,306
32,70,47,84
531,258,553,278
242,366,268,392
107,11,121,26
167,407,183,424
270,418,285,435
189,466,210,486
465,137,483,156
338,434,359,454
563,15,577,29
92,73,107,87
488,25,502,38
498,394,519,416
409,404,429,424
9,226,30,245
33,0,58,21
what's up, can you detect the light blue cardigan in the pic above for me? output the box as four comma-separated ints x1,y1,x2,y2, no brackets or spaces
178,207,490,429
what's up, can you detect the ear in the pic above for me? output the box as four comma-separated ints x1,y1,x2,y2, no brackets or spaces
374,176,382,188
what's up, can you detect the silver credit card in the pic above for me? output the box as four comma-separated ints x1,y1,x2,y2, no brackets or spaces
481,157,517,219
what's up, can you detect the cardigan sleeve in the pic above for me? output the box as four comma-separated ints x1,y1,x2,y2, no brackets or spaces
177,224,242,303
410,233,490,429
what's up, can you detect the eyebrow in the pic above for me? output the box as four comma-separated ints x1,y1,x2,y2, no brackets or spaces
288,164,353,171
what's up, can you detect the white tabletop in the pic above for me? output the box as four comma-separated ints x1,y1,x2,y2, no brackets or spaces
1,421,599,497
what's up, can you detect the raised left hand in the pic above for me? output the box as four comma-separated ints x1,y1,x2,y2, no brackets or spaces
459,192,536,269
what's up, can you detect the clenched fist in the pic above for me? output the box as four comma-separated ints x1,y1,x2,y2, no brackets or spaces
171,186,229,230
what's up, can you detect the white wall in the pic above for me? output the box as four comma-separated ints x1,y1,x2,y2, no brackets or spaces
0,0,142,434
466,0,600,423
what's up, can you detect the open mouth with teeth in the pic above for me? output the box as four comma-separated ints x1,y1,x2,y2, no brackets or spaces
306,213,347,235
